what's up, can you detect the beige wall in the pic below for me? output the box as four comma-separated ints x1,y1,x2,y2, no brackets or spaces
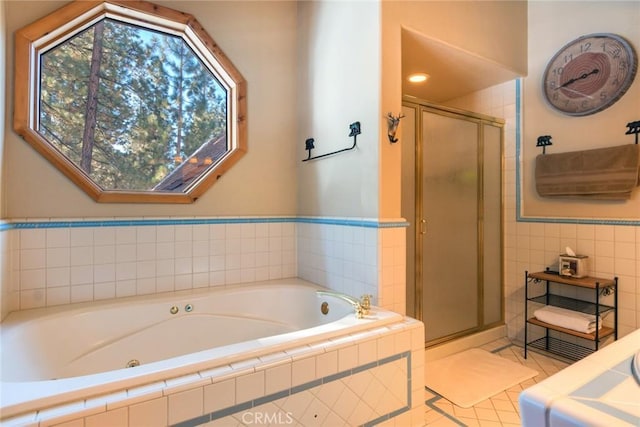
381,0,527,219
1,0,9,319
522,1,640,219
297,1,528,220
295,1,382,218
0,0,5,217
3,0,529,222
383,1,527,77
3,1,298,219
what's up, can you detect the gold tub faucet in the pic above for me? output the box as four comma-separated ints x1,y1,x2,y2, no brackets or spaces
360,294,372,315
317,290,367,319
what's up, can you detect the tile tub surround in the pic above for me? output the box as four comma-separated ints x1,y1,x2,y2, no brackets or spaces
2,217,408,317
1,316,425,427
519,327,640,427
297,219,407,315
1,279,401,410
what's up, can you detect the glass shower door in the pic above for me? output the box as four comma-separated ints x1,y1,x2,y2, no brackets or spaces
421,110,479,343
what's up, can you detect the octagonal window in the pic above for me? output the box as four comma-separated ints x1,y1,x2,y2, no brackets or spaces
14,0,246,203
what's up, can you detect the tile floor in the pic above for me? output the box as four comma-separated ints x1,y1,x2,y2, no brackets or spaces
424,338,570,426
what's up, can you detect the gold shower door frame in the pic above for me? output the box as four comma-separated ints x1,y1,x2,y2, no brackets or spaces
402,97,505,347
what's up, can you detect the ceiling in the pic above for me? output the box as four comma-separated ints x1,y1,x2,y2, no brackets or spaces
401,28,522,103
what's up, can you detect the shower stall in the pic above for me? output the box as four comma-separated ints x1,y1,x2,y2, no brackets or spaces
402,97,504,347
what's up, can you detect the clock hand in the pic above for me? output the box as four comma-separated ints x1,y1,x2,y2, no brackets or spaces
558,86,594,99
556,68,599,89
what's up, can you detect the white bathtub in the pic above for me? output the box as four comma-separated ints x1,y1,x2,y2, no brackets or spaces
0,279,420,426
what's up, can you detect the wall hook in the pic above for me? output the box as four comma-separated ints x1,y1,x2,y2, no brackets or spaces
386,112,404,143
536,135,553,154
625,120,640,144
303,121,361,162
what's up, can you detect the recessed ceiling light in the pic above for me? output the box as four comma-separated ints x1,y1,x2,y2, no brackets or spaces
408,73,429,83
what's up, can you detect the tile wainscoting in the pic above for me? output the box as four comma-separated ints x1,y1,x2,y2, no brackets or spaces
0,217,408,318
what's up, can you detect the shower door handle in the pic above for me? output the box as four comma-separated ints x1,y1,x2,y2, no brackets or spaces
420,219,427,234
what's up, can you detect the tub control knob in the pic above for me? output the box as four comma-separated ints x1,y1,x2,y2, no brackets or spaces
170,306,179,315
320,301,330,315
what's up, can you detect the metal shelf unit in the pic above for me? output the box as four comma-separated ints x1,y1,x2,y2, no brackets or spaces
524,270,617,361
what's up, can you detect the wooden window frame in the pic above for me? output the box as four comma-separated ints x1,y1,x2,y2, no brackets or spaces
13,0,247,204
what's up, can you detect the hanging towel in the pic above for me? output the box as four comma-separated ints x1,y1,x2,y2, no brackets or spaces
533,305,602,334
535,144,640,200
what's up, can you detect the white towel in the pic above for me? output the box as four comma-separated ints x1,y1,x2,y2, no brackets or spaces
534,305,602,334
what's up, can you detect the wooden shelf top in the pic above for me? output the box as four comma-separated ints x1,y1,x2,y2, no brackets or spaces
527,317,615,341
528,271,616,289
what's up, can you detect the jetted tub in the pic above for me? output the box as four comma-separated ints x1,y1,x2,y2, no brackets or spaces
1,278,413,426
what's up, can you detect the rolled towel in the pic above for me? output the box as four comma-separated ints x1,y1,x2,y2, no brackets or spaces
534,305,602,334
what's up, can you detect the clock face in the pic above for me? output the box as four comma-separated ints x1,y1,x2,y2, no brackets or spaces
542,33,637,116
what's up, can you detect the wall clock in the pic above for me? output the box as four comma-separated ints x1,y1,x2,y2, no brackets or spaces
542,33,637,116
